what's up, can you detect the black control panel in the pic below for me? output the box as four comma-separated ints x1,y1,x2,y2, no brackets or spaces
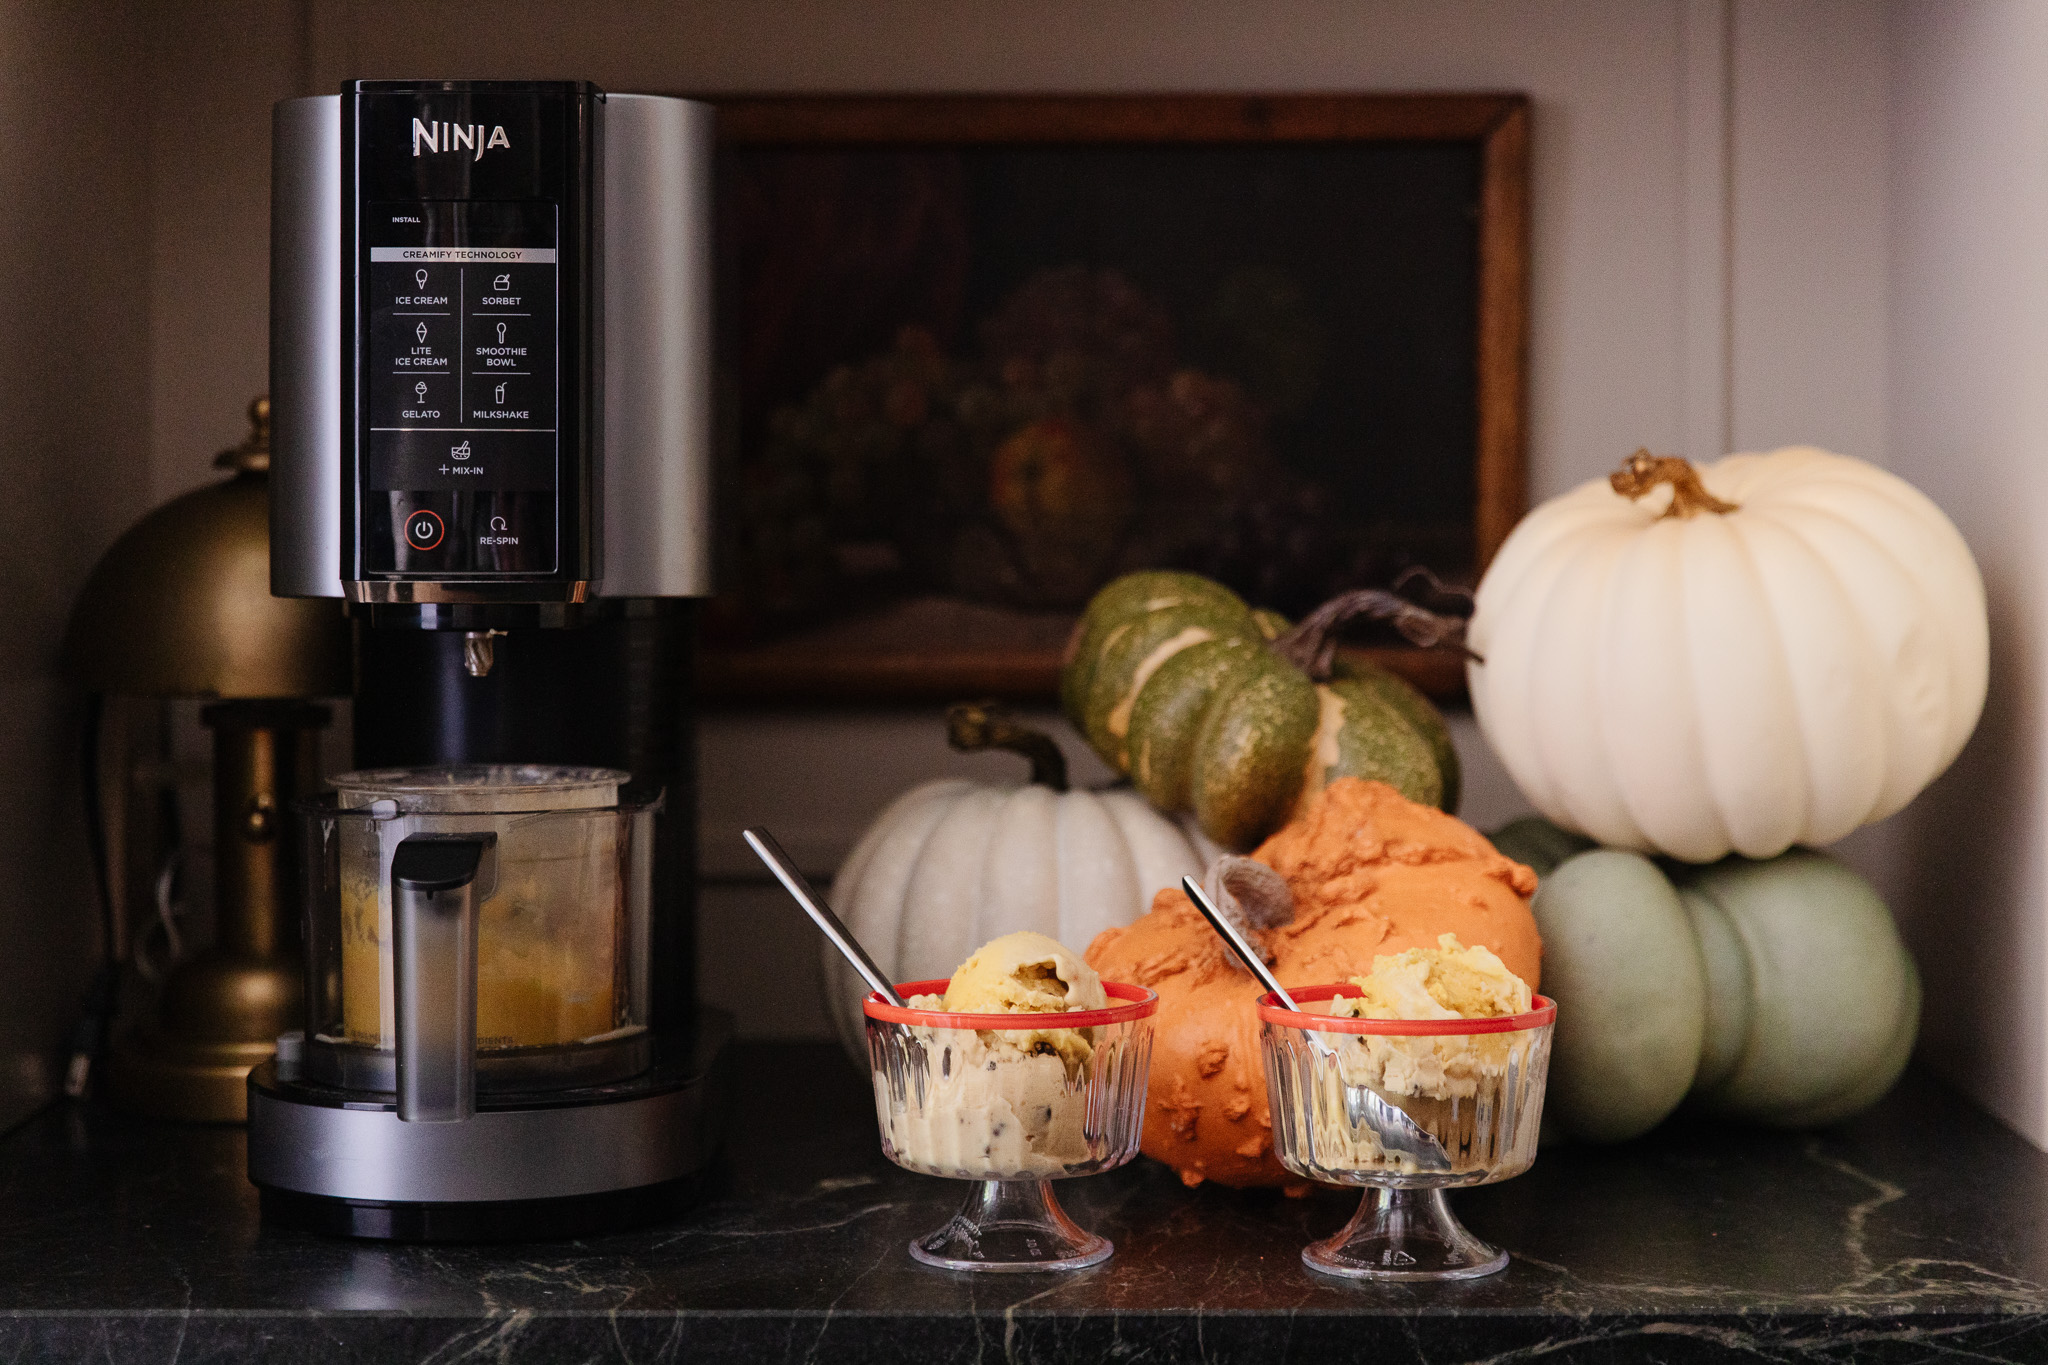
342,82,598,598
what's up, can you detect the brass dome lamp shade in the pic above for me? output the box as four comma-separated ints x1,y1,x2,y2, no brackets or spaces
62,397,349,1122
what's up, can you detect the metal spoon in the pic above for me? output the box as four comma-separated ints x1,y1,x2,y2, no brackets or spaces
745,827,907,1008
1181,875,1451,1174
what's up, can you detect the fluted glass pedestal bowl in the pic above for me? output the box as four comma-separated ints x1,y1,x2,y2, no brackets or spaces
864,980,1157,1272
1260,986,1555,1281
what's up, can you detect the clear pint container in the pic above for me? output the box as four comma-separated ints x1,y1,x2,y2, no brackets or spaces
297,766,658,1098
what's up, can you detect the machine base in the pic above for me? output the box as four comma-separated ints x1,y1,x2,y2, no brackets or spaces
248,1011,732,1242
259,1172,710,1243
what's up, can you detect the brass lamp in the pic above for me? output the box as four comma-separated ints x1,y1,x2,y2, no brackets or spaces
62,397,349,1121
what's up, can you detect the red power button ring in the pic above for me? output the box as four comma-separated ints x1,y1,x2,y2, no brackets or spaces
404,509,445,551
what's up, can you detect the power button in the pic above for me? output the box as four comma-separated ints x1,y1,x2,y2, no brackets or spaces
403,509,445,551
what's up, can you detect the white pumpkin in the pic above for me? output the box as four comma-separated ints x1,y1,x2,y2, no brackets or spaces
1469,447,1987,862
823,778,1213,1063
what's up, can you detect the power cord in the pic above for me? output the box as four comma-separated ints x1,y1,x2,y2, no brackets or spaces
65,693,120,1099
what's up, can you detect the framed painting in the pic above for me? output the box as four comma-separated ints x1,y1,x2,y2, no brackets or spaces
698,94,1528,701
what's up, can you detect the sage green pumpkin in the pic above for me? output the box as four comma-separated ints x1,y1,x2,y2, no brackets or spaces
1490,816,1596,879
1063,571,1459,850
1534,851,1707,1142
1525,832,1919,1140
1678,853,1922,1127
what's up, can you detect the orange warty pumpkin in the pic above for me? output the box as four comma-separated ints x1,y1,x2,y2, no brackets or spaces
1086,778,1542,1189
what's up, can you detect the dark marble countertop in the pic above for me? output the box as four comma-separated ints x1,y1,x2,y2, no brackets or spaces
5,1042,2047,1363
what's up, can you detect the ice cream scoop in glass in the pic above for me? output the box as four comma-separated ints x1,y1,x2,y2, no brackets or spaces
864,974,1156,1272
1184,875,1552,1280
1260,985,1554,1280
741,829,1155,1272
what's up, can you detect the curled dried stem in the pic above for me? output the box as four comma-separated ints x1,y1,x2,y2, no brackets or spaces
1610,448,1739,519
1270,575,1481,679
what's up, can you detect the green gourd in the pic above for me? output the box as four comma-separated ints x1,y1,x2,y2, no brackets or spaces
1062,570,1460,850
1494,820,1921,1140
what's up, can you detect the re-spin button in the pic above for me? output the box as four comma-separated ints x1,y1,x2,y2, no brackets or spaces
403,509,445,551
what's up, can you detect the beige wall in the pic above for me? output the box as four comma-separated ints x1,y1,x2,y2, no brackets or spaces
1731,1,1889,460
0,0,153,1126
1881,0,2048,1147
143,0,304,504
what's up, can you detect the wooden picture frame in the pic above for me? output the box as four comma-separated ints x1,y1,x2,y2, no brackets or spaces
699,94,1528,702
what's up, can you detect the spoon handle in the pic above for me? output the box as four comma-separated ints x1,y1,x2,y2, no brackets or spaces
1181,875,1301,1012
744,827,907,1008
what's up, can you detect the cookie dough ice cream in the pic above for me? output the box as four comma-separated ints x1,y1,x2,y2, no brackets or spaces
1279,934,1547,1180
935,931,1109,1067
1337,933,1532,1020
877,932,1113,1178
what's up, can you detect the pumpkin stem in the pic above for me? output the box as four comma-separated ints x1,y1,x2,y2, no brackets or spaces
947,700,1069,792
1201,855,1293,971
1609,448,1739,519
1270,574,1481,680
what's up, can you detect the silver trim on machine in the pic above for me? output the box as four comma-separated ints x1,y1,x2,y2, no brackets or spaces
248,1078,718,1203
269,95,345,599
344,580,591,605
597,94,714,598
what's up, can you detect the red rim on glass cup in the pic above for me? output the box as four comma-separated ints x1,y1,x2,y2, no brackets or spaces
863,978,1159,1028
861,977,1158,1274
1258,985,1556,1034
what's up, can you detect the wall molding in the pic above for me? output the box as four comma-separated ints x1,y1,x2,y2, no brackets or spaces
1680,0,1733,464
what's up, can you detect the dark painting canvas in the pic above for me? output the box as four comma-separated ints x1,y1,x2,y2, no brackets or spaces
703,97,1525,700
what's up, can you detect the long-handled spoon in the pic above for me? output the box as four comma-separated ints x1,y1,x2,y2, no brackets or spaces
1181,874,1450,1173
745,827,906,1008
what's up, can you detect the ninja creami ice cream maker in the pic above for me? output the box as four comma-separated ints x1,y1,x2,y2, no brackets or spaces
251,80,731,1241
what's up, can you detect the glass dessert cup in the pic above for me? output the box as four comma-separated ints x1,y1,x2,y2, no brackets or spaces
1259,986,1555,1281
864,980,1157,1273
